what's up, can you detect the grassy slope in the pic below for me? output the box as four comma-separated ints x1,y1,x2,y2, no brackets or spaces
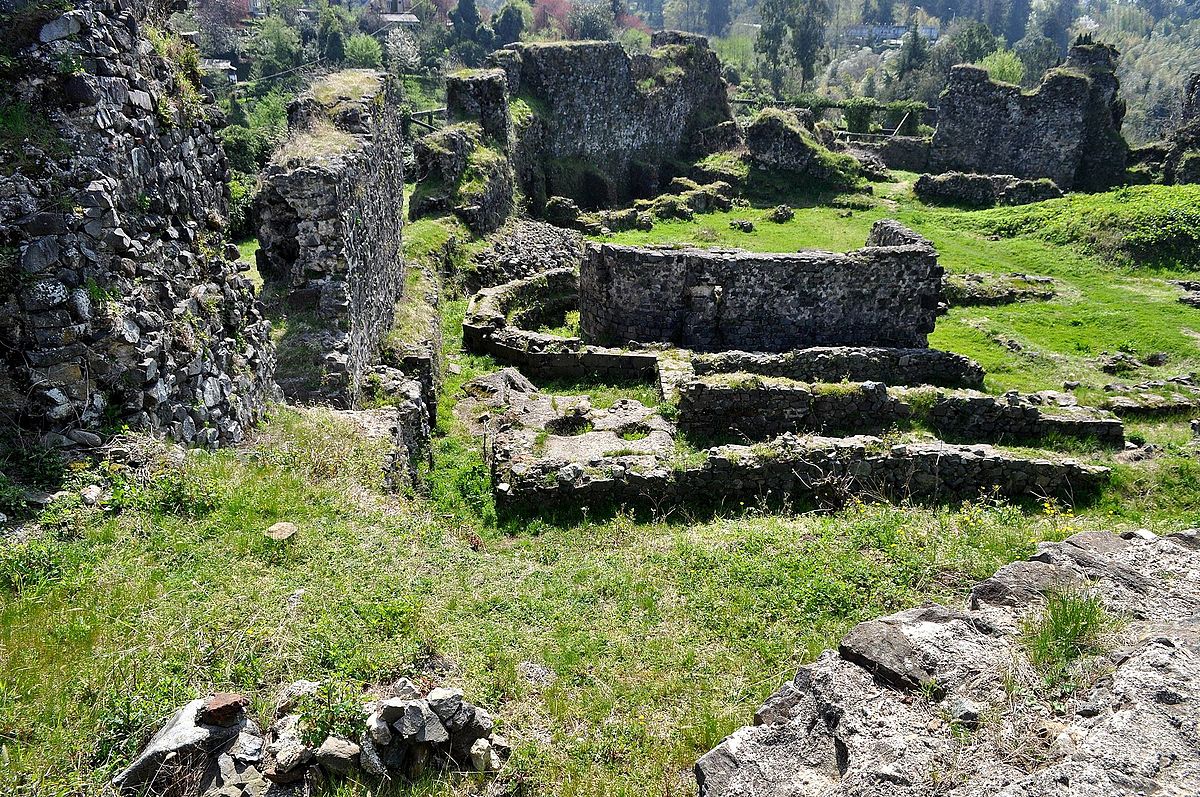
5,185,1200,794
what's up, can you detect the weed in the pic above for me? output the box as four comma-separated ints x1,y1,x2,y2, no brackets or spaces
1021,588,1119,684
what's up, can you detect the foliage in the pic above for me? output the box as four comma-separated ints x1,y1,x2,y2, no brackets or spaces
841,96,880,132
979,48,1024,83
566,2,616,40
227,171,258,241
344,33,383,68
248,15,304,85
317,4,353,63
1021,588,1118,683
493,0,531,45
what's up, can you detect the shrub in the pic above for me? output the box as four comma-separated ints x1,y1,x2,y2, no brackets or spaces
840,97,880,134
979,49,1024,85
345,33,383,68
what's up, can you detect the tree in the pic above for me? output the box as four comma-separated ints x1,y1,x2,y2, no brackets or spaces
705,0,732,36
894,25,930,79
1027,0,1077,53
566,2,615,39
345,33,383,67
248,15,303,81
979,47,1024,83
755,0,790,96
318,4,353,63
450,0,483,40
493,1,530,45
861,0,894,25
789,0,831,89
946,20,999,63
1014,32,1060,83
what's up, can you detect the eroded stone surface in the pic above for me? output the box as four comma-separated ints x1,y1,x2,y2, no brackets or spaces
696,530,1200,797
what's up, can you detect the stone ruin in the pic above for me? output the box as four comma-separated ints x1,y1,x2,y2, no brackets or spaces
580,221,942,351
458,221,1117,518
697,527,1200,796
928,42,1128,193
0,0,276,451
409,31,736,233
256,71,406,406
914,172,1063,208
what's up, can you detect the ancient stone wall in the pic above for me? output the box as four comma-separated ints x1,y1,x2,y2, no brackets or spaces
915,172,1063,207
579,221,943,351
927,391,1125,446
0,0,275,449
929,44,1127,191
697,527,1200,796
256,71,406,405
1163,73,1200,185
458,32,734,210
691,347,985,389
677,378,910,440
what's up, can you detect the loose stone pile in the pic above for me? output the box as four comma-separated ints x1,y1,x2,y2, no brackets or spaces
697,527,1200,796
111,680,507,795
1,0,275,450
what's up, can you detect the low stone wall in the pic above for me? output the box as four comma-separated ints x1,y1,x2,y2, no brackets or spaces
696,528,1200,796
853,135,931,172
463,269,658,382
1,1,275,450
915,172,1063,207
495,432,1109,515
677,377,909,440
257,71,406,406
925,392,1125,447
580,221,943,352
943,273,1056,306
692,347,985,389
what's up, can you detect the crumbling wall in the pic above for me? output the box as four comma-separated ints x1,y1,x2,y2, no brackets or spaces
448,31,734,212
1163,73,1200,185
915,172,1063,207
0,0,275,450
256,71,405,405
930,44,1127,191
677,378,909,440
579,221,943,351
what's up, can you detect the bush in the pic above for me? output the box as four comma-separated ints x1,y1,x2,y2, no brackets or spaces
345,33,382,68
565,2,614,40
840,97,880,134
219,125,264,173
979,49,1024,85
227,171,259,240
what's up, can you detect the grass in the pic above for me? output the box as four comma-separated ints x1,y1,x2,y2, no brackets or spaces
273,119,358,164
1021,588,1120,685
310,69,383,107
5,176,1200,794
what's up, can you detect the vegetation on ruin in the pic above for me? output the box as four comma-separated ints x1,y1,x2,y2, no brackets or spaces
1020,587,1121,685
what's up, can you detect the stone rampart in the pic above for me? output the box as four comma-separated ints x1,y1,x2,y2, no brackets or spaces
579,221,942,351
929,44,1127,191
256,71,405,405
0,0,275,449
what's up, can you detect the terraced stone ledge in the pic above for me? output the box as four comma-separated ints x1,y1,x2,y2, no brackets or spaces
697,527,1200,796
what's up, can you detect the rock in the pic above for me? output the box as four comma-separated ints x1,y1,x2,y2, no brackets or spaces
470,737,503,772
366,711,392,746
265,521,297,541
315,735,360,773
197,692,249,727
275,680,320,716
768,204,795,223
728,218,755,232
39,13,81,42
79,484,104,505
358,731,387,775
392,700,449,744
111,699,244,791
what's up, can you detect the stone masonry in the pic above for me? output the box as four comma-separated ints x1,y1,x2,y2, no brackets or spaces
697,527,1200,797
691,347,985,389
930,43,1127,191
256,70,405,406
0,0,275,449
579,221,943,351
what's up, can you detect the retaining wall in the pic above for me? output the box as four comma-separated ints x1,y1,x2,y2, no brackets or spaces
692,347,984,389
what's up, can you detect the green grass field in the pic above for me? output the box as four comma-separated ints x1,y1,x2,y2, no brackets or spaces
4,180,1200,795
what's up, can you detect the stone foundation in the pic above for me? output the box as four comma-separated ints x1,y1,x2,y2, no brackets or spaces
677,377,909,440
0,0,275,450
579,221,943,352
697,528,1200,796
923,390,1125,447
256,71,406,406
915,172,1063,207
691,347,985,389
